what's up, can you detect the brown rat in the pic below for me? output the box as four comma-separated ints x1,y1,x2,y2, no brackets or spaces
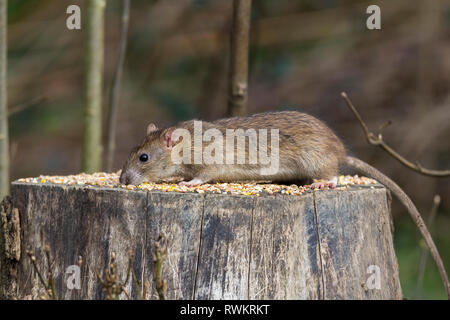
120,110,450,298
120,111,346,186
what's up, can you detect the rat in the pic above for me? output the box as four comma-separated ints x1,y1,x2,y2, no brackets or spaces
120,110,450,298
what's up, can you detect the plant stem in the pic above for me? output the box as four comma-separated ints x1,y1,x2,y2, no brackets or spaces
82,0,106,173
415,195,440,299
0,0,9,199
106,0,130,172
227,0,252,116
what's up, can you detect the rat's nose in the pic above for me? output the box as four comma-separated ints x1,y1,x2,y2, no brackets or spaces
119,171,131,185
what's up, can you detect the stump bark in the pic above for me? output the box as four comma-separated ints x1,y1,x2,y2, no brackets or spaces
1,182,402,299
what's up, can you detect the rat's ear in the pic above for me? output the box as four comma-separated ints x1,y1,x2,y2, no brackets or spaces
146,123,158,135
161,128,175,149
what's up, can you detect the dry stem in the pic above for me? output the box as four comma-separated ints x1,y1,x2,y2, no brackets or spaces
153,234,167,300
227,0,252,116
341,92,450,177
106,0,130,172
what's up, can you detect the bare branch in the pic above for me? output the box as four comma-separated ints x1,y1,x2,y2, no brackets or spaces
44,245,57,300
26,250,50,297
143,279,149,300
415,195,440,299
97,250,140,300
131,266,143,300
82,0,106,173
153,234,167,300
106,0,130,172
227,0,252,116
341,92,450,177
0,0,9,198
8,96,46,117
26,244,58,300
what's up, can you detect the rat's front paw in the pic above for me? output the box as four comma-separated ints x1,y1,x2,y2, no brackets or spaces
310,178,337,190
178,178,205,187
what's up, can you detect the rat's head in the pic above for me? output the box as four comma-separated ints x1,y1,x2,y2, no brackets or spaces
119,123,179,185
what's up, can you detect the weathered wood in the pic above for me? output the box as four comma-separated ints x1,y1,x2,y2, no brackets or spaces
314,188,402,299
0,196,21,299
1,182,403,300
195,194,254,299
145,192,203,299
249,194,323,299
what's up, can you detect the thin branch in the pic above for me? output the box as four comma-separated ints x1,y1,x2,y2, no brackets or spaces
120,249,133,288
131,266,143,300
143,279,149,300
97,250,139,300
26,250,50,296
26,246,58,300
153,234,167,300
8,96,46,117
44,245,57,300
121,287,130,300
415,195,440,299
97,252,122,300
82,0,106,173
106,0,130,172
123,248,143,300
227,0,252,116
0,0,9,198
341,92,450,177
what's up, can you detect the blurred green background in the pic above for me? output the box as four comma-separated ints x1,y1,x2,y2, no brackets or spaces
5,0,450,299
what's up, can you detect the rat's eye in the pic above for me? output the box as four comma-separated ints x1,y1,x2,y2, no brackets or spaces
139,153,149,162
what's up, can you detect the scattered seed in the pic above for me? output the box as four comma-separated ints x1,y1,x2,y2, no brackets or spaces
15,172,377,197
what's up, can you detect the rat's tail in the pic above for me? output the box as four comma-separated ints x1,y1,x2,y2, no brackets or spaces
345,156,450,299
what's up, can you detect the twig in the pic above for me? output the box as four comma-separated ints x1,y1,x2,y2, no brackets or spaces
8,96,46,117
26,250,50,297
26,246,58,300
97,250,137,300
415,195,440,299
131,266,143,300
0,0,9,199
341,92,450,177
44,245,57,300
121,287,131,300
143,279,149,300
153,234,167,300
105,0,130,172
126,248,144,300
82,0,105,173
123,249,132,287
97,252,120,299
227,0,252,116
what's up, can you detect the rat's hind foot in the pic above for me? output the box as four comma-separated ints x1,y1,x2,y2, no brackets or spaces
310,181,335,190
178,178,205,187
310,177,337,190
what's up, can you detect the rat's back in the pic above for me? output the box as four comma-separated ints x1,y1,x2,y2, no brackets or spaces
179,110,348,182
210,110,346,160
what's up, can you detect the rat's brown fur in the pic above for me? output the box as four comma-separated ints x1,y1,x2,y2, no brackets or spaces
120,111,346,184
120,111,450,298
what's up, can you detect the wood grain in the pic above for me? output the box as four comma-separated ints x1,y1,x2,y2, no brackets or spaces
194,194,254,300
249,193,323,299
1,182,402,299
145,192,203,299
314,187,402,299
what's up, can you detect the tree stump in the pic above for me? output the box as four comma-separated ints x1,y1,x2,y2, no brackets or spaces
1,181,402,300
